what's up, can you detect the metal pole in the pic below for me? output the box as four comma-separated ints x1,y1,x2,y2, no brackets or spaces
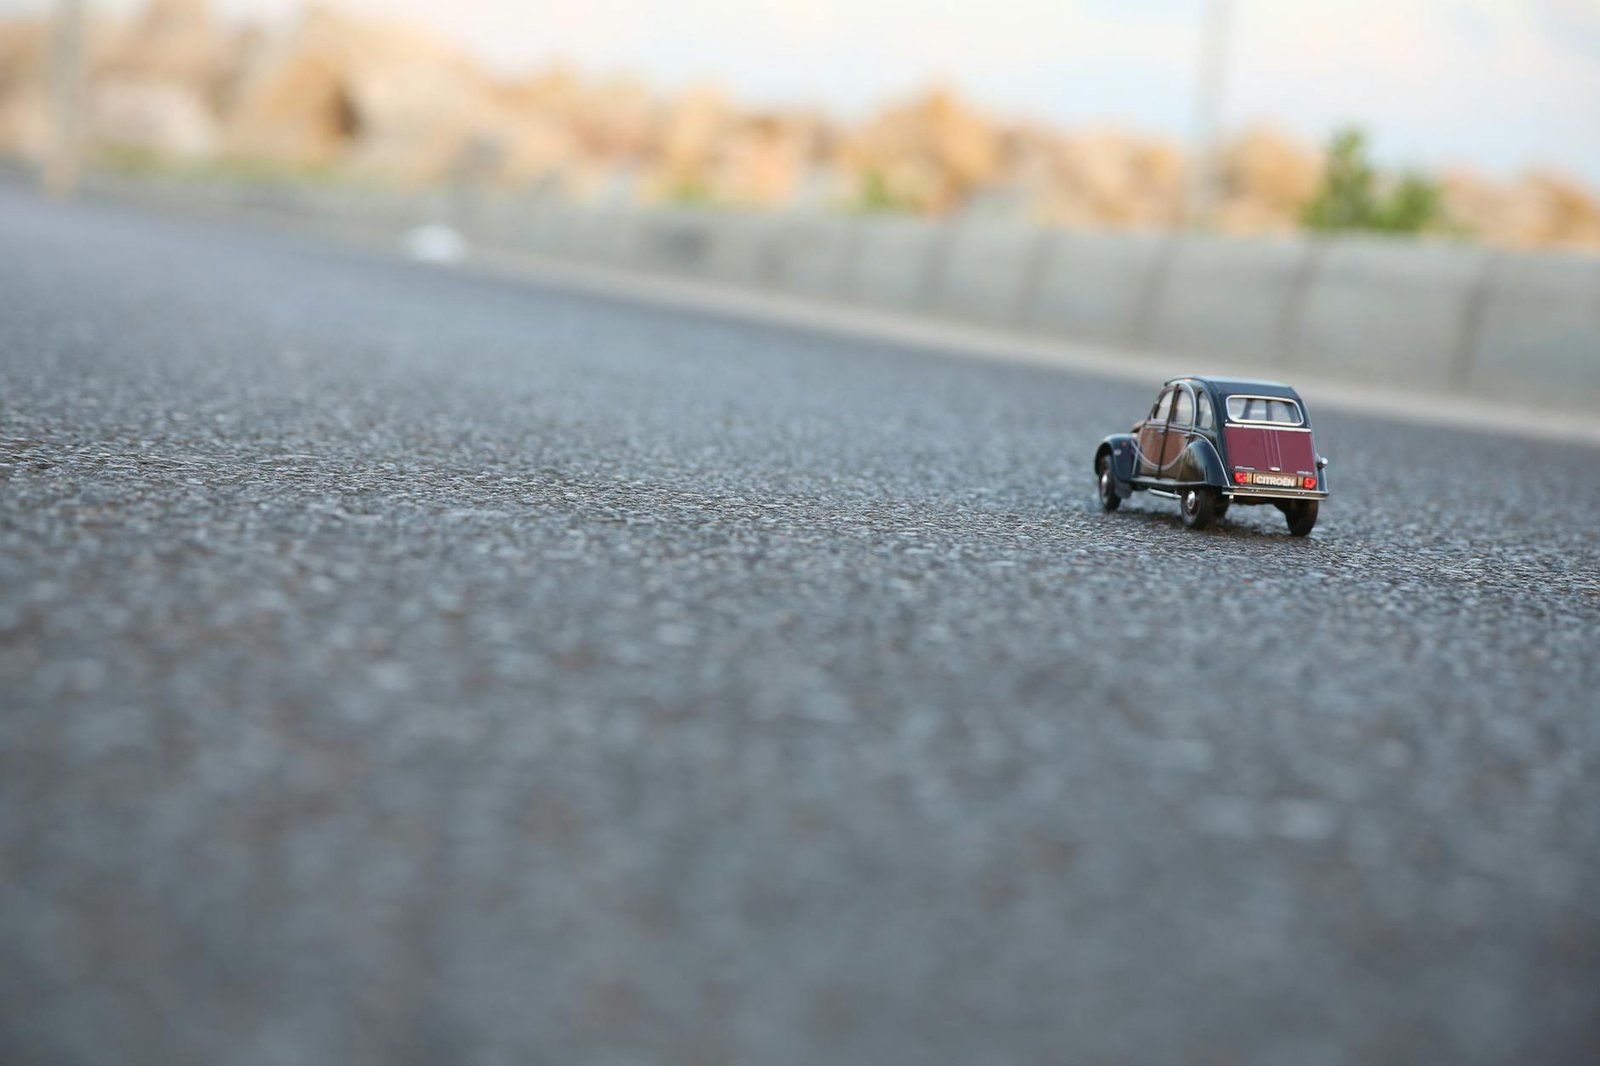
44,0,87,199
1187,0,1233,229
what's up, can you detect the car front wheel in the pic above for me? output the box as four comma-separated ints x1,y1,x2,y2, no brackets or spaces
1283,499,1318,536
1180,487,1217,529
1096,455,1121,512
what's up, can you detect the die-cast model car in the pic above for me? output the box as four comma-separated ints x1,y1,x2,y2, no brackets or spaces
1094,376,1328,535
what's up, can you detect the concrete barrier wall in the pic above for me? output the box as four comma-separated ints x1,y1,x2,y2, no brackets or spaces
1470,253,1600,405
507,206,635,266
700,213,787,286
469,196,548,251
65,171,1600,411
844,215,949,312
933,222,1047,327
1028,232,1172,346
1145,236,1311,365
1288,239,1494,388
767,216,855,300
630,211,711,273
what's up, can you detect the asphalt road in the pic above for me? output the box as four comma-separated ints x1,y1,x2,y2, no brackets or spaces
3,185,1598,1066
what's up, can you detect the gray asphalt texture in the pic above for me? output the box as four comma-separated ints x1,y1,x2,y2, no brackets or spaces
3,185,1599,1066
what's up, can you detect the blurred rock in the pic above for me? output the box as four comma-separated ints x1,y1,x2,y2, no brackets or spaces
1442,168,1600,248
0,19,52,160
89,81,215,158
1037,128,1185,228
843,87,1001,213
97,0,238,104
1215,127,1321,234
222,6,516,181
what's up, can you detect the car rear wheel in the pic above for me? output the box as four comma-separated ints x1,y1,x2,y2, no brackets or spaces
1283,499,1318,536
1180,487,1217,530
1096,454,1121,512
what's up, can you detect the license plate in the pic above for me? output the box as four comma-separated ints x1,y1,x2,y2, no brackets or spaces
1246,472,1300,488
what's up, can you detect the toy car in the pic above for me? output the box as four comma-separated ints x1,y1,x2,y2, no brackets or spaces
1094,376,1329,535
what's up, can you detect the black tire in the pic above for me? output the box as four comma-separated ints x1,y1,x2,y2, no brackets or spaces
1096,454,1121,512
1180,487,1218,530
1284,499,1319,537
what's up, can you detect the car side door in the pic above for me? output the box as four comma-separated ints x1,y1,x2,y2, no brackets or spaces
1159,383,1197,474
1136,388,1173,477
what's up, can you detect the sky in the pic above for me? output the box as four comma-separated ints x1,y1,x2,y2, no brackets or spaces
7,0,1600,183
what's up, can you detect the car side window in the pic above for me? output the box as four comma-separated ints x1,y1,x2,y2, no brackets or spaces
1196,391,1215,430
1171,388,1194,427
1150,389,1173,422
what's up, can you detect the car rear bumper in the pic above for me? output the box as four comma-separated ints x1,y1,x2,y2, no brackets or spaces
1225,486,1328,501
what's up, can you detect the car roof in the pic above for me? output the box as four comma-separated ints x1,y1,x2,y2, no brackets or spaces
1165,375,1302,401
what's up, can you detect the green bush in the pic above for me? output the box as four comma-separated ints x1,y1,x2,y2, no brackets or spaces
854,169,916,214
1301,127,1444,236
1372,174,1443,233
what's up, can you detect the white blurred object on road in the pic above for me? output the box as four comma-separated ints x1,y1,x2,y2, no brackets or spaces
401,224,467,264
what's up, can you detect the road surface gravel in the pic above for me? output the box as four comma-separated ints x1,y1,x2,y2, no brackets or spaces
2,186,1598,1065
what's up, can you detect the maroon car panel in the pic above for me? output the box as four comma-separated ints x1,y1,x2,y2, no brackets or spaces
1223,425,1318,474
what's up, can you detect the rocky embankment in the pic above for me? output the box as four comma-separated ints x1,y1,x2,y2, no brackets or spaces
2,0,1597,247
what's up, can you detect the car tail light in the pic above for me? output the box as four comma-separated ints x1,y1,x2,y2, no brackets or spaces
1234,471,1250,485
1302,476,1318,489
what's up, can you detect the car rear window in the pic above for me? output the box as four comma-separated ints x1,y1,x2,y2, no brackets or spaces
1225,395,1303,425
